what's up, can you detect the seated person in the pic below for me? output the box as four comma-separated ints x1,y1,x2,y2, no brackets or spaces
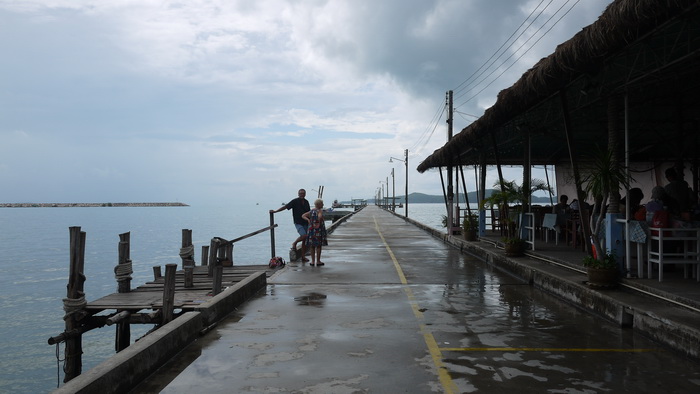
620,187,644,218
644,186,667,223
552,195,569,228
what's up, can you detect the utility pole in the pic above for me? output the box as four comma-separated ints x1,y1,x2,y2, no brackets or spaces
446,90,454,234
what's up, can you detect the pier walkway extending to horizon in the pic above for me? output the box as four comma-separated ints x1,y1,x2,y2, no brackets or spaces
129,205,699,393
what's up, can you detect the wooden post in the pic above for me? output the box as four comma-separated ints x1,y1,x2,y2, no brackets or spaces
115,232,131,352
208,239,218,277
180,229,194,268
213,238,225,294
64,226,86,382
153,266,162,280
217,241,228,266
225,243,233,267
213,264,223,295
201,245,209,266
560,89,590,253
184,266,194,288
162,264,177,325
116,232,132,293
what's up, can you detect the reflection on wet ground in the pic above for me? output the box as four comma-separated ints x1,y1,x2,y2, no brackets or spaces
294,292,328,307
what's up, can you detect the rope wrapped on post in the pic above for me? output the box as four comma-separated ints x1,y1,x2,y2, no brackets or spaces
114,259,133,282
179,244,195,265
62,295,87,321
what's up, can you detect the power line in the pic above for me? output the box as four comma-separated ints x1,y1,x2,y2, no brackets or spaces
454,110,480,124
453,0,550,97
454,0,580,110
454,0,561,105
410,100,446,155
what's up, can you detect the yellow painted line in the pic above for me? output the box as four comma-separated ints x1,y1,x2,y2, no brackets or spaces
373,216,457,394
440,347,657,353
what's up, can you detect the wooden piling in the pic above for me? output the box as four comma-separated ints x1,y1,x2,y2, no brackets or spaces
184,265,194,288
162,264,177,325
201,245,209,266
217,240,227,267
208,239,218,277
116,232,132,293
213,264,223,295
64,226,86,382
153,266,162,280
224,243,233,267
115,232,132,352
180,229,194,268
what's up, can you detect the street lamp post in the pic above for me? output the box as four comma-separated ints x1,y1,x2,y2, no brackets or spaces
391,168,395,212
389,149,409,218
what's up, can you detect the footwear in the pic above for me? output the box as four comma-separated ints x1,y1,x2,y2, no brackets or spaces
310,263,316,266
302,258,310,262
316,262,325,266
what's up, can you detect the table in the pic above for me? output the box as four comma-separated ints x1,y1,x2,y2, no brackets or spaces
542,213,559,245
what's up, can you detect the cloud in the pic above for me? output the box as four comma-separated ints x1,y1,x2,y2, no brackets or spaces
0,0,611,205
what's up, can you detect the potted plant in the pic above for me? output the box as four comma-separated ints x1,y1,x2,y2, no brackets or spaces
580,145,632,280
463,212,478,241
502,236,527,256
582,251,618,288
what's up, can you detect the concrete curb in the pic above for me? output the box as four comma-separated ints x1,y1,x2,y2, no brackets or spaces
194,271,267,325
54,312,204,394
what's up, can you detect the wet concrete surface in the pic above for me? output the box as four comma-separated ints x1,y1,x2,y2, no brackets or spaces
135,206,700,393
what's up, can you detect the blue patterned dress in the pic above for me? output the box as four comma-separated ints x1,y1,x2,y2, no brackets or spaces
306,208,328,246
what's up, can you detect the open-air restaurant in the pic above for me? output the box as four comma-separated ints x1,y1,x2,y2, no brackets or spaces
416,0,700,286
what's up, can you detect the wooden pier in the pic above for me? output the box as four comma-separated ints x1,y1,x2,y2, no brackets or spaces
49,225,277,384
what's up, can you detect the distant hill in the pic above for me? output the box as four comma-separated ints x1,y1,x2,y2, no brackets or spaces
363,190,554,205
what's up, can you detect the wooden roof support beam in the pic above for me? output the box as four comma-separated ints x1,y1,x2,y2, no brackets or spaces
560,89,591,254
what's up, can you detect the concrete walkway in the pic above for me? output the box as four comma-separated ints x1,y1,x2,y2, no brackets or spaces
134,205,700,393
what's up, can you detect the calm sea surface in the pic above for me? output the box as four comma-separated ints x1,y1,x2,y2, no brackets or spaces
0,203,450,393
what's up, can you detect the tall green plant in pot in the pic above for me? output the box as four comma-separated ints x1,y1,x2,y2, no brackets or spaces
580,146,631,286
580,146,632,263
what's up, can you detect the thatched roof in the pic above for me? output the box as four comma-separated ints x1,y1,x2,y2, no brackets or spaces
418,0,700,172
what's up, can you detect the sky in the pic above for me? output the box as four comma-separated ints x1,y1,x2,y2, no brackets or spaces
0,0,612,206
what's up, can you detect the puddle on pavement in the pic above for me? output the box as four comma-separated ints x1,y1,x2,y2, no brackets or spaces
294,292,328,306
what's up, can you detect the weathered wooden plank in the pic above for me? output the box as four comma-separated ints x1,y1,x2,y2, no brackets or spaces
85,266,270,312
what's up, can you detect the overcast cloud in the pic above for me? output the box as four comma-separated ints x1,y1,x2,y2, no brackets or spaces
0,0,610,206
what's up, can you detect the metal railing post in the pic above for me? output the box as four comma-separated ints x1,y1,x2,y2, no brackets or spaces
270,211,276,259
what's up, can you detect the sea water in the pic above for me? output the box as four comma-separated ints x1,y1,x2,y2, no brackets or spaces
0,202,448,393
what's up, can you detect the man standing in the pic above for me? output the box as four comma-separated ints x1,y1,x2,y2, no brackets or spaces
270,189,310,262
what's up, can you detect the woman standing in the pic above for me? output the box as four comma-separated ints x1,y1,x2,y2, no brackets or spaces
302,199,328,266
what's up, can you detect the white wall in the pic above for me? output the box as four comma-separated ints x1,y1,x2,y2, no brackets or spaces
553,161,690,204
